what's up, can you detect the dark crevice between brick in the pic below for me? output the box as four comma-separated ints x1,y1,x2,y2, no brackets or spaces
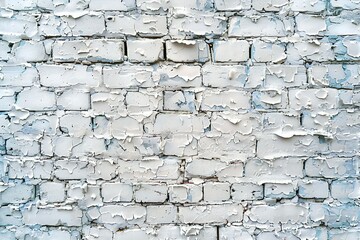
163,41,167,60
123,40,128,59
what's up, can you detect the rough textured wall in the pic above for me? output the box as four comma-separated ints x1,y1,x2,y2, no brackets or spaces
0,0,360,239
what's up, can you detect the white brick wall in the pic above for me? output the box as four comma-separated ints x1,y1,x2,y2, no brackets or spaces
0,0,358,239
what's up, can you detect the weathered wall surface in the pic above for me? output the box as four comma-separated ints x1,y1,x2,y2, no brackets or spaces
0,0,360,239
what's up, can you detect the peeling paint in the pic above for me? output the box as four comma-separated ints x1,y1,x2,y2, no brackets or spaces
0,1,358,239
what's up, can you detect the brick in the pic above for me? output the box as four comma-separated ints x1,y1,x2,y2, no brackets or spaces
179,204,243,224
0,16,37,40
0,207,22,226
246,65,307,89
198,134,256,160
153,113,210,135
6,158,53,179
16,88,56,111
50,135,106,157
23,207,82,226
287,41,335,62
0,115,9,136
252,90,287,109
163,90,196,112
335,36,360,61
134,183,168,203
54,159,116,181
103,65,154,88
163,134,198,157
204,182,230,202
304,157,358,178
261,113,301,133
110,116,143,139
146,205,177,224
60,15,105,36
91,92,126,116
219,226,253,240
257,232,299,240
69,184,102,208
214,0,251,10
253,0,289,11
327,14,360,36
103,137,161,159
169,12,226,38
229,16,292,37
101,183,133,202
289,89,339,113
311,203,360,228
117,158,180,182
58,89,90,110
106,14,167,37
210,112,260,136
291,0,326,12
0,137,5,155
137,0,213,11
231,183,263,201
0,89,15,111
0,184,34,205
297,228,328,240
40,182,66,203
6,138,40,156
298,180,329,199
202,64,247,88
113,229,148,240
331,111,360,139
37,64,101,87
244,204,308,226
185,159,226,177
13,41,48,62
83,226,112,240
166,40,209,62
200,89,251,111
252,40,286,63
1,0,37,10
168,184,203,203
89,0,136,10
331,179,360,202
97,205,146,226
296,14,326,36
329,229,360,240
53,39,124,63
245,158,304,182
213,40,249,62
158,226,217,240
155,64,202,88
330,0,360,9
264,183,296,199
308,64,360,89
59,113,92,137
127,39,164,63
0,41,10,60
0,65,38,87
0,230,14,240
104,14,136,36
257,135,327,159
134,15,168,37
38,14,61,36
185,159,240,178
11,115,57,139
